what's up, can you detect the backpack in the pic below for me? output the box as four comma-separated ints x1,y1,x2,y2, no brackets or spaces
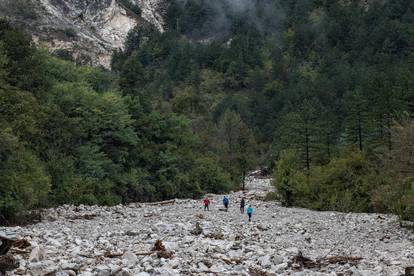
223,197,229,204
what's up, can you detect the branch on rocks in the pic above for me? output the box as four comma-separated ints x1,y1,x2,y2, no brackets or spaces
152,239,174,259
9,248,30,255
256,225,268,231
69,214,97,220
157,250,174,259
249,266,270,276
196,214,204,219
292,251,363,270
146,199,176,206
292,251,318,269
135,252,153,256
13,239,31,249
205,232,224,240
143,213,158,218
190,222,202,235
104,251,123,258
324,256,362,265
153,240,166,252
212,256,241,265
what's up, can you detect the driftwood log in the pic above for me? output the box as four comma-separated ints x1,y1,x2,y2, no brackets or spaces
145,199,176,206
292,251,363,270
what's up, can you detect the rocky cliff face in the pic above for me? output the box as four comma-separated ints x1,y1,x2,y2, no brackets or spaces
0,0,166,68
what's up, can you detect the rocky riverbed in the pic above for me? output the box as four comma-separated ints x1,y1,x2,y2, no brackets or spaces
3,177,414,276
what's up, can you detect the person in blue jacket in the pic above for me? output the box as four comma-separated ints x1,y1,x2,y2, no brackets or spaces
246,205,253,222
223,196,229,211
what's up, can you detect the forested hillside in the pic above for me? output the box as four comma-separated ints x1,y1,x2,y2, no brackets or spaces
1,0,413,222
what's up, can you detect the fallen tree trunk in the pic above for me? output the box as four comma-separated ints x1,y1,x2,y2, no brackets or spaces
145,199,176,206
292,251,363,270
135,252,153,256
104,251,123,258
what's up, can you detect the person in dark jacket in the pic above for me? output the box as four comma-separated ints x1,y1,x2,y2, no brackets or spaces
240,197,245,213
223,196,229,211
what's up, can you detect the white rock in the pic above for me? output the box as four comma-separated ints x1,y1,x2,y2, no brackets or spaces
123,251,138,266
153,267,179,275
48,238,62,247
95,265,111,276
273,255,284,265
115,269,133,276
57,271,77,276
198,262,209,272
274,262,288,272
29,246,45,262
259,255,272,268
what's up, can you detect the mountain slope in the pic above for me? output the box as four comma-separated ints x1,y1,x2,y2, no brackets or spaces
0,0,166,68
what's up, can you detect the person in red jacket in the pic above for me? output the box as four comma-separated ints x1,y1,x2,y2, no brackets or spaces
203,197,210,211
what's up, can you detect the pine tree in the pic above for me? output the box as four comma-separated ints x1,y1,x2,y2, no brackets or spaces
274,100,322,170
344,89,373,151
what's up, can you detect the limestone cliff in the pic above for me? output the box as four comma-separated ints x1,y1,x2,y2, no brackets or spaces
0,0,166,68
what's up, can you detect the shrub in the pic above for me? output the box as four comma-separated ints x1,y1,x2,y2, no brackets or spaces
272,149,302,207
0,129,50,219
53,49,74,62
63,28,77,38
273,150,382,212
7,0,38,20
192,156,233,195
119,0,142,17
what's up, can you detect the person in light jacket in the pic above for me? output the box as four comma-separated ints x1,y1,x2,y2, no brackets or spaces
246,205,253,222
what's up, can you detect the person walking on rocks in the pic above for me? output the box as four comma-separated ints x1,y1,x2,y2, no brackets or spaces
247,205,253,222
240,197,245,213
223,196,229,212
203,196,210,211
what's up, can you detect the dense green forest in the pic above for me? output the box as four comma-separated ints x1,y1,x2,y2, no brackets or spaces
1,0,413,222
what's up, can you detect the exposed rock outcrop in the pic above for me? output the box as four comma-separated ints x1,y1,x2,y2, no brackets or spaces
0,0,167,68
